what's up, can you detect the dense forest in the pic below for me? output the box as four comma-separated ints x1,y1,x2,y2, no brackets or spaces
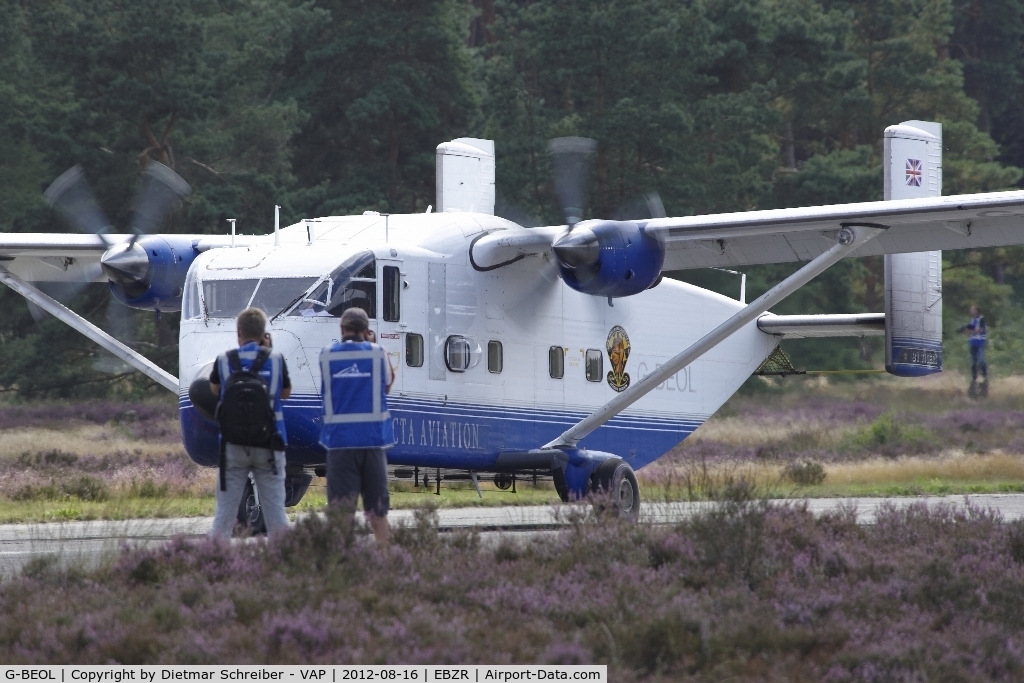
2,0,1024,397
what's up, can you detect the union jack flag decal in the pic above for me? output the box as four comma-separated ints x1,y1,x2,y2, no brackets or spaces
906,158,923,186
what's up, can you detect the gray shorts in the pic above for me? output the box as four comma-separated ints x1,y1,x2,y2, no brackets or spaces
326,447,389,516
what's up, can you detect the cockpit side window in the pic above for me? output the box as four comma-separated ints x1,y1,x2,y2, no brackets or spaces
286,251,377,318
183,264,201,320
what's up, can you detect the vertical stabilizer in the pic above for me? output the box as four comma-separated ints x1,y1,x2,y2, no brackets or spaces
884,121,943,376
435,138,495,215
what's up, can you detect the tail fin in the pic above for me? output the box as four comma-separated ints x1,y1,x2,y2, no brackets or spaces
884,121,943,376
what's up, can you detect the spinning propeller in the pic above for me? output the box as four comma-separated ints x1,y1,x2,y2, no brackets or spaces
547,137,666,277
40,162,191,349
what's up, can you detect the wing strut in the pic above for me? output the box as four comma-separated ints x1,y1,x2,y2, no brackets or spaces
544,224,885,449
0,265,178,393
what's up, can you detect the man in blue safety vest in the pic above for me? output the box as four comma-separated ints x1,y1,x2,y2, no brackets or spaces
958,304,988,397
319,307,394,543
208,307,292,538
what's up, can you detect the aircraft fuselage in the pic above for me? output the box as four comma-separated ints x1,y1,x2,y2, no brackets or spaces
177,212,778,476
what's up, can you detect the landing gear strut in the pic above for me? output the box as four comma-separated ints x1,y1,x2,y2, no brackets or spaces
236,474,266,535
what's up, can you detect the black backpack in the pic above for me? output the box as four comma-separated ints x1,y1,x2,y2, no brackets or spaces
216,348,281,488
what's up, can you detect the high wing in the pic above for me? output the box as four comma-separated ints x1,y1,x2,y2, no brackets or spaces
651,190,1024,269
0,234,133,283
471,190,1024,271
0,233,258,282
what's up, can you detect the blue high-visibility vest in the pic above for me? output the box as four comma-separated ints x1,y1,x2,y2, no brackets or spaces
966,316,987,342
215,342,288,446
319,340,394,449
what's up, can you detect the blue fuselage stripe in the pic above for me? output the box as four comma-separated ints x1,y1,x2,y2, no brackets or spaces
178,394,702,472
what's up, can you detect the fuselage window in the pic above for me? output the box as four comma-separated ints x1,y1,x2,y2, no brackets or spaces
446,336,471,372
488,341,503,374
249,277,318,316
382,265,401,322
585,349,603,382
202,278,259,318
287,251,377,318
406,333,424,367
548,346,564,379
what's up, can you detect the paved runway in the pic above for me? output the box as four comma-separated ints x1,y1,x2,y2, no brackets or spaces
2,494,1023,575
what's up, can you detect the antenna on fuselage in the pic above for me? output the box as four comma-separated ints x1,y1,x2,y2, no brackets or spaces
227,218,236,248
274,205,280,246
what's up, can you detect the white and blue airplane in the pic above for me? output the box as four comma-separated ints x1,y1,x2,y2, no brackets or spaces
2,120,1023,519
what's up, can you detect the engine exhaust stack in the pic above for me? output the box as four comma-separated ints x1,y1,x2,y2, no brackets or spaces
884,121,943,376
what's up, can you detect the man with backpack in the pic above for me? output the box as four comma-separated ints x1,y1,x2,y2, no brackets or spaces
208,307,292,538
319,307,394,544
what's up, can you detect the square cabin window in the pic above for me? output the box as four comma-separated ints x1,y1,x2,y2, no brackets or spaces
488,341,503,374
548,346,564,379
586,349,604,382
406,333,424,367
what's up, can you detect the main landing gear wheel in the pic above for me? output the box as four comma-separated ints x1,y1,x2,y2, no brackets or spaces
591,458,641,519
236,476,267,535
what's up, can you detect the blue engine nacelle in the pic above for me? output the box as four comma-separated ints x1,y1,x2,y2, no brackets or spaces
101,235,198,311
552,220,665,298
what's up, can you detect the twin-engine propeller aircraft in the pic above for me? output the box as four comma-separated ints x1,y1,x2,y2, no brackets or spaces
3,120,1024,519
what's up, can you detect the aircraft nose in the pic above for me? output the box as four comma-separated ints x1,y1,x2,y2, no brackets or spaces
552,226,600,269
100,241,149,285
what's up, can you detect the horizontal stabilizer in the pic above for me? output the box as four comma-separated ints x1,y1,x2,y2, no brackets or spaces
757,313,885,338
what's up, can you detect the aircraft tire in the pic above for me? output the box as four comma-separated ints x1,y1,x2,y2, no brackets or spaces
236,479,267,535
591,458,640,519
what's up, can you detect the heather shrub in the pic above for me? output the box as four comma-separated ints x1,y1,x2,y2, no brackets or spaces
12,475,109,502
16,450,78,468
0,499,1023,678
781,460,827,486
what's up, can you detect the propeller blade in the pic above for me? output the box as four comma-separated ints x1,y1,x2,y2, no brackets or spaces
127,161,192,239
43,166,114,240
612,191,667,221
104,293,137,345
548,137,596,228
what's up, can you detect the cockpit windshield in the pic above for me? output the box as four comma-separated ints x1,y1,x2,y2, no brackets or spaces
286,251,376,318
201,277,318,319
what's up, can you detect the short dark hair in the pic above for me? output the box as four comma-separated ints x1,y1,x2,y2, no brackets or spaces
340,307,369,332
237,307,267,340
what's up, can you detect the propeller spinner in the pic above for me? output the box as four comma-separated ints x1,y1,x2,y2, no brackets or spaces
44,161,191,293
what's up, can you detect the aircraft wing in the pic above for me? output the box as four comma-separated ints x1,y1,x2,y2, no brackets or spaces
0,233,135,283
0,233,257,283
647,190,1024,270
472,190,1024,271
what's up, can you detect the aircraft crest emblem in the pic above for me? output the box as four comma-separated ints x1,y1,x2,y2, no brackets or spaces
606,325,631,392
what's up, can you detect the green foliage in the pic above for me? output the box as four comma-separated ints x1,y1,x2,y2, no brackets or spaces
845,412,934,454
3,0,1024,391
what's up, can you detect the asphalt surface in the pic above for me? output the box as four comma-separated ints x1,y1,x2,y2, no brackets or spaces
2,494,1024,575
